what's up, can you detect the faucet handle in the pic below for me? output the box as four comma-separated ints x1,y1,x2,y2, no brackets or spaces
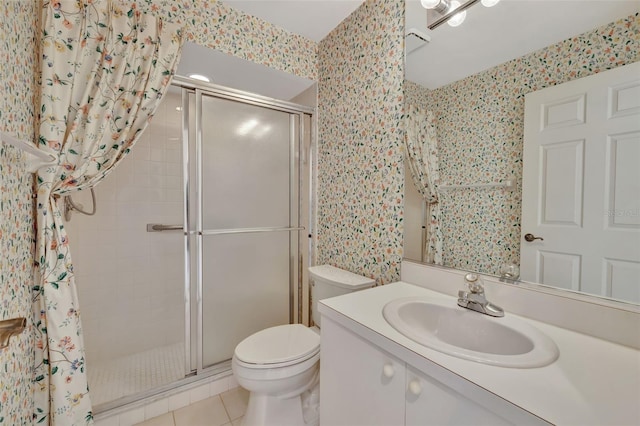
464,273,484,294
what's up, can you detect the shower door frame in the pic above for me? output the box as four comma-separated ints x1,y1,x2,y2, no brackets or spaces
172,76,315,377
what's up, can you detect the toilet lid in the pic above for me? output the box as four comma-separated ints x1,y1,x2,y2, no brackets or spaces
235,324,320,366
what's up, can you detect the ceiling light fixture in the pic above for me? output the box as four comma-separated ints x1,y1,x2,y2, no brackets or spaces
420,0,447,13
446,1,466,27
188,73,211,83
422,0,500,30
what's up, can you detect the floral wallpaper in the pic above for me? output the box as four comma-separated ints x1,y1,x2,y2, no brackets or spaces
404,80,429,111
406,13,640,276
317,0,405,285
139,0,318,81
0,1,38,424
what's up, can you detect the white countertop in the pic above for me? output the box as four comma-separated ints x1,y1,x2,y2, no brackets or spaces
318,282,640,426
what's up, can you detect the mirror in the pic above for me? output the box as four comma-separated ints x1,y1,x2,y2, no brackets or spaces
403,0,640,304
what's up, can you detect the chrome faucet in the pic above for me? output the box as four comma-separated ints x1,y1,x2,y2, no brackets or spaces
457,273,504,317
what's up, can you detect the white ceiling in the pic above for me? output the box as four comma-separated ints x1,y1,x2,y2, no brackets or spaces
177,0,639,99
177,42,317,100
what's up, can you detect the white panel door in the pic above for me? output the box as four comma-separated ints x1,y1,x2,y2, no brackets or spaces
522,61,640,302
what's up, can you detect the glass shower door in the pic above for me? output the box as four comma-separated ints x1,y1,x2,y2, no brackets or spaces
196,90,300,369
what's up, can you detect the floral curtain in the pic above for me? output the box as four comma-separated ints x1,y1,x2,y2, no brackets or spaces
33,1,183,423
404,104,443,265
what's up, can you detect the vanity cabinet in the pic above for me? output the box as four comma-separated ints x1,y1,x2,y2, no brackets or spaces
320,315,405,426
320,316,547,426
405,365,510,425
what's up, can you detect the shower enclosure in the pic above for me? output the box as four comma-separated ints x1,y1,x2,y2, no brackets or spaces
65,77,313,411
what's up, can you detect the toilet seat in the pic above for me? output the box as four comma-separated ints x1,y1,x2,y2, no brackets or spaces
234,324,320,369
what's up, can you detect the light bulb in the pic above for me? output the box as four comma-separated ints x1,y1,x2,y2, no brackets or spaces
481,0,500,7
420,0,442,9
446,1,466,27
188,73,211,83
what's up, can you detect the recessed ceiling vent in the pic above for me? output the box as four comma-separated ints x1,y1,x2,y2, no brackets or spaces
405,28,431,55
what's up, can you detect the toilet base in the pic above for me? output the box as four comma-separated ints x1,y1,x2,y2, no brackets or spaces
233,351,320,426
242,392,305,426
240,372,319,426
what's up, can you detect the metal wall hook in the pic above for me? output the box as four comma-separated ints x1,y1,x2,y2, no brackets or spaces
63,188,97,221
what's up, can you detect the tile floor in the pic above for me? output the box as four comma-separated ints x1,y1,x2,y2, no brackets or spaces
134,387,248,426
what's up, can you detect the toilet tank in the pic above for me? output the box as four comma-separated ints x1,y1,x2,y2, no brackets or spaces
309,265,375,328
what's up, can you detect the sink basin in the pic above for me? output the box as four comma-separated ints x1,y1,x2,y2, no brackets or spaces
382,297,559,368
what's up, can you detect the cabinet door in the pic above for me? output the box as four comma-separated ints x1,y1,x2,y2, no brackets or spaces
320,318,405,426
405,366,513,426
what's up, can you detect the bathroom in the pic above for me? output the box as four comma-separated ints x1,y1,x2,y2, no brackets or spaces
0,0,639,425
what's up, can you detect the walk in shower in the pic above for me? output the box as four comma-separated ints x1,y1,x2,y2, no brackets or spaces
64,76,313,411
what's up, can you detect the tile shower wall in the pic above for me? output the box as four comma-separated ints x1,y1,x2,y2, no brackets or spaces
139,0,318,81
0,1,37,424
317,0,405,285
405,13,640,276
64,91,184,364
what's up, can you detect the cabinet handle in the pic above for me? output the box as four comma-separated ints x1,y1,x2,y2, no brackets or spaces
383,363,395,378
408,379,422,396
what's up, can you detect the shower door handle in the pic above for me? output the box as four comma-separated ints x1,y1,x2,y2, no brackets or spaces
147,224,184,232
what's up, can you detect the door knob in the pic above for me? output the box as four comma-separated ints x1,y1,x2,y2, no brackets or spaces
524,233,544,242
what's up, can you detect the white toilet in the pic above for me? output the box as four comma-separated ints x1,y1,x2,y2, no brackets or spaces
232,265,375,426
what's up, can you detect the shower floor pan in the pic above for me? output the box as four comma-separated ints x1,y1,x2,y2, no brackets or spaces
88,342,185,408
